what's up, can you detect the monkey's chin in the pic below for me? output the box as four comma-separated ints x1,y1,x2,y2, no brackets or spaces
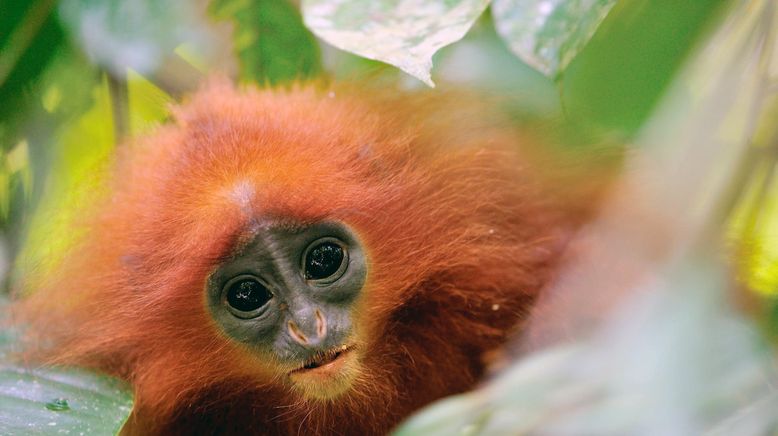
287,346,360,400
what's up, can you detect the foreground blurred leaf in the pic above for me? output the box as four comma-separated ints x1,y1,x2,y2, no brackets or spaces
0,298,133,436
302,0,489,86
726,11,778,297
395,264,778,435
397,1,778,434
58,0,216,77
492,0,616,78
211,0,321,85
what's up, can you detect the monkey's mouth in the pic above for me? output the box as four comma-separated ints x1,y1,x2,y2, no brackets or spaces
288,345,356,375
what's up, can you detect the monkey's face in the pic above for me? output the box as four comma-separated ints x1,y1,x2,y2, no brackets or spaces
206,220,368,399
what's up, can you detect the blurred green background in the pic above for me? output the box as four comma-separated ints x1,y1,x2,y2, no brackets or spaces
3,1,778,433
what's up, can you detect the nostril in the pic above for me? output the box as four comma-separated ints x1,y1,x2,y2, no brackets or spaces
315,309,327,339
288,321,309,345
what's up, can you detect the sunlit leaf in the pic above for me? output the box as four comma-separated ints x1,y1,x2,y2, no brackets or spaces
15,78,115,294
302,0,490,87
126,70,174,134
491,0,616,78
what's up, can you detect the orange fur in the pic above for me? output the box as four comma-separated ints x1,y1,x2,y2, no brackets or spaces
17,81,573,435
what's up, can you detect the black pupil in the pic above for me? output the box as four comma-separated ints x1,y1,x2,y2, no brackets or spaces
226,279,272,312
305,242,344,280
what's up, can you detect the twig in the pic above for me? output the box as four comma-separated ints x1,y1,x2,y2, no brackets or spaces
147,53,206,100
107,70,130,144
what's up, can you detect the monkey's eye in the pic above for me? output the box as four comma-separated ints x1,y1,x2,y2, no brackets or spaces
223,276,273,318
303,238,347,283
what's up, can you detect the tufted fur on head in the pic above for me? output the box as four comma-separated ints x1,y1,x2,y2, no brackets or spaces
16,79,575,435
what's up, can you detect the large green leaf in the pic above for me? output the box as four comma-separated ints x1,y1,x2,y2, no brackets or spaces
0,366,133,436
302,0,489,86
0,298,134,435
491,0,617,78
210,0,321,85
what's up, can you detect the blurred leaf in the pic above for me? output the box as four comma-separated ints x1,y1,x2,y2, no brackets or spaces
33,48,100,120
491,0,616,78
0,0,64,146
0,46,100,259
126,70,174,134
6,139,32,198
729,155,778,296
0,138,29,222
725,19,778,297
58,0,216,77
0,171,9,221
211,0,321,85
395,264,778,435
15,77,115,294
397,1,778,434
435,17,558,103
562,0,726,138
7,48,98,229
0,298,134,436
15,62,174,293
302,0,489,87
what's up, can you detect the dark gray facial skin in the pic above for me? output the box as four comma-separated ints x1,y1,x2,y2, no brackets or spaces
206,221,367,365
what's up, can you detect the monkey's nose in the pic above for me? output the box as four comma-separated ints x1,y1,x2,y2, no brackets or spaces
287,309,327,346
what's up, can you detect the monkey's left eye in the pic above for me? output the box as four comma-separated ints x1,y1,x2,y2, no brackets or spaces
223,276,273,318
303,238,348,283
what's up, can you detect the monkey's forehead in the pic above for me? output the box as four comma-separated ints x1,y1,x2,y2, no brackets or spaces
109,84,534,268
226,217,308,256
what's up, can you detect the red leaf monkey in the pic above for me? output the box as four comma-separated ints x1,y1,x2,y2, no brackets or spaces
16,80,573,435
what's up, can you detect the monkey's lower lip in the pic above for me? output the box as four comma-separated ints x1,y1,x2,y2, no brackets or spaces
288,345,356,376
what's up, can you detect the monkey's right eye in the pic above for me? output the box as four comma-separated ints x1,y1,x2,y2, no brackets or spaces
223,276,273,318
303,238,348,283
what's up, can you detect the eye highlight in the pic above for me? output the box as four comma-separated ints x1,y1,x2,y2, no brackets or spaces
303,238,347,282
223,276,273,318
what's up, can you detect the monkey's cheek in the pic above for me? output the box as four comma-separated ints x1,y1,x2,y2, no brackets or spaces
287,351,361,400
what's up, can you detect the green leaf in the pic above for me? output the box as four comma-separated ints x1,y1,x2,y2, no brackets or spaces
302,0,490,87
0,0,64,147
561,0,725,137
210,0,321,85
0,298,134,435
491,0,617,78
0,366,134,436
